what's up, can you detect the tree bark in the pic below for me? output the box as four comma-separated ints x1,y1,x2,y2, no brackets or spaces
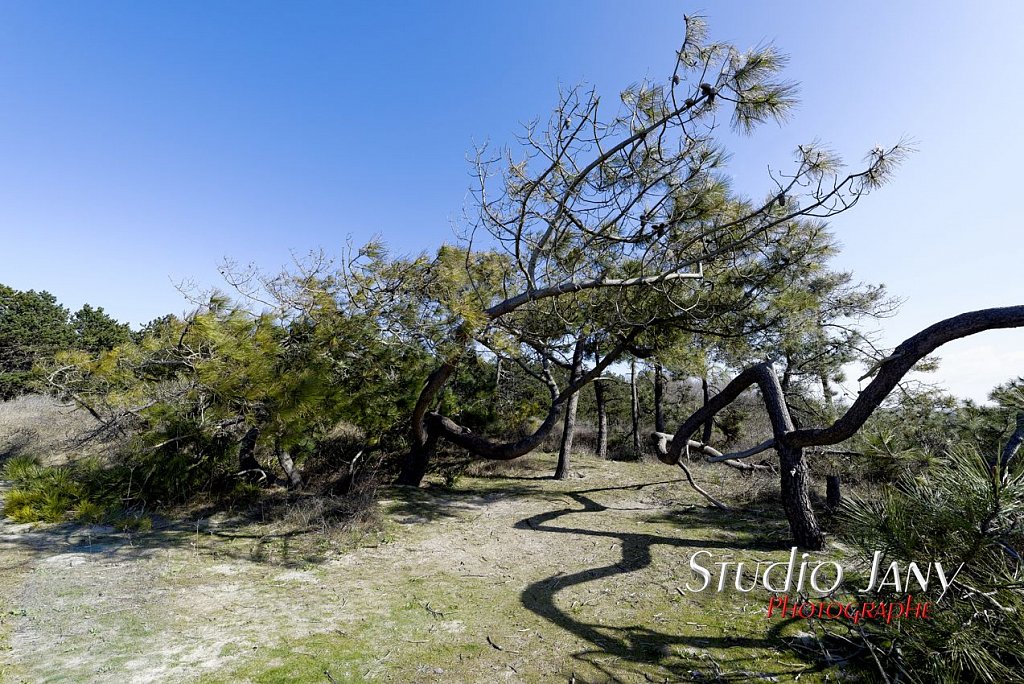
654,362,666,434
237,426,267,484
275,439,303,489
630,358,641,457
555,390,579,479
595,378,608,459
701,376,713,446
780,444,824,549
555,337,586,479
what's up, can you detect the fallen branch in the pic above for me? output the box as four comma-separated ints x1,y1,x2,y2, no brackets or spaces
677,461,730,510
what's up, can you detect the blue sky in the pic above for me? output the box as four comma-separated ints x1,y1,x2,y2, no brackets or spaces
1,1,1021,401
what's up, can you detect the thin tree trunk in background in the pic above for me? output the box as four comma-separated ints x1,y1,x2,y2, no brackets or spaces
780,354,793,395
595,378,608,459
555,390,579,479
653,362,666,434
275,438,303,489
701,377,713,445
555,338,586,479
630,358,641,457
820,373,836,419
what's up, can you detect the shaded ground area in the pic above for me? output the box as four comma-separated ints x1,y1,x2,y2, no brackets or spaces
0,455,843,683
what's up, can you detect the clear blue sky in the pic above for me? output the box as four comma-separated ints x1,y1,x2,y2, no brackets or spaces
1,1,1021,401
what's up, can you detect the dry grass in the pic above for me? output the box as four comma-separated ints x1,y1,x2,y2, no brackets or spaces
0,394,98,465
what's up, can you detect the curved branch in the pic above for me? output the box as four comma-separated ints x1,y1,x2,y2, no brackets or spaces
484,268,703,320
426,399,565,461
661,306,1024,458
650,432,772,472
788,306,1024,448
663,361,793,463
704,438,776,464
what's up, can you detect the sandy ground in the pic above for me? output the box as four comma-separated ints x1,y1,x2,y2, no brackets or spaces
0,456,832,683
0,399,829,683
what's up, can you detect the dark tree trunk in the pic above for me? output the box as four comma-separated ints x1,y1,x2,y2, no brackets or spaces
630,358,641,457
653,362,666,434
397,430,439,486
398,360,458,486
555,390,579,479
238,426,267,484
825,474,842,512
779,444,824,550
595,379,608,459
701,376,713,445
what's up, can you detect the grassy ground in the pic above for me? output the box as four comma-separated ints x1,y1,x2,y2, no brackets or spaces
0,448,854,684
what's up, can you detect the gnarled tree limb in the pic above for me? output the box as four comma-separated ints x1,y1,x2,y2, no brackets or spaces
650,432,772,472
657,305,1024,549
787,306,1024,448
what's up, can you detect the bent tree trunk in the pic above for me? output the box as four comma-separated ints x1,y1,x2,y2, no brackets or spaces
397,361,458,486
398,327,640,486
658,306,1024,551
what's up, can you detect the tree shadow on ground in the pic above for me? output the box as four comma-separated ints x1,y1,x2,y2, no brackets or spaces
0,477,562,571
514,480,827,681
0,488,388,570
383,480,550,524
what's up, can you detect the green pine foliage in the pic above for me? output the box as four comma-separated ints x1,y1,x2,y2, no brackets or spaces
839,443,1024,682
